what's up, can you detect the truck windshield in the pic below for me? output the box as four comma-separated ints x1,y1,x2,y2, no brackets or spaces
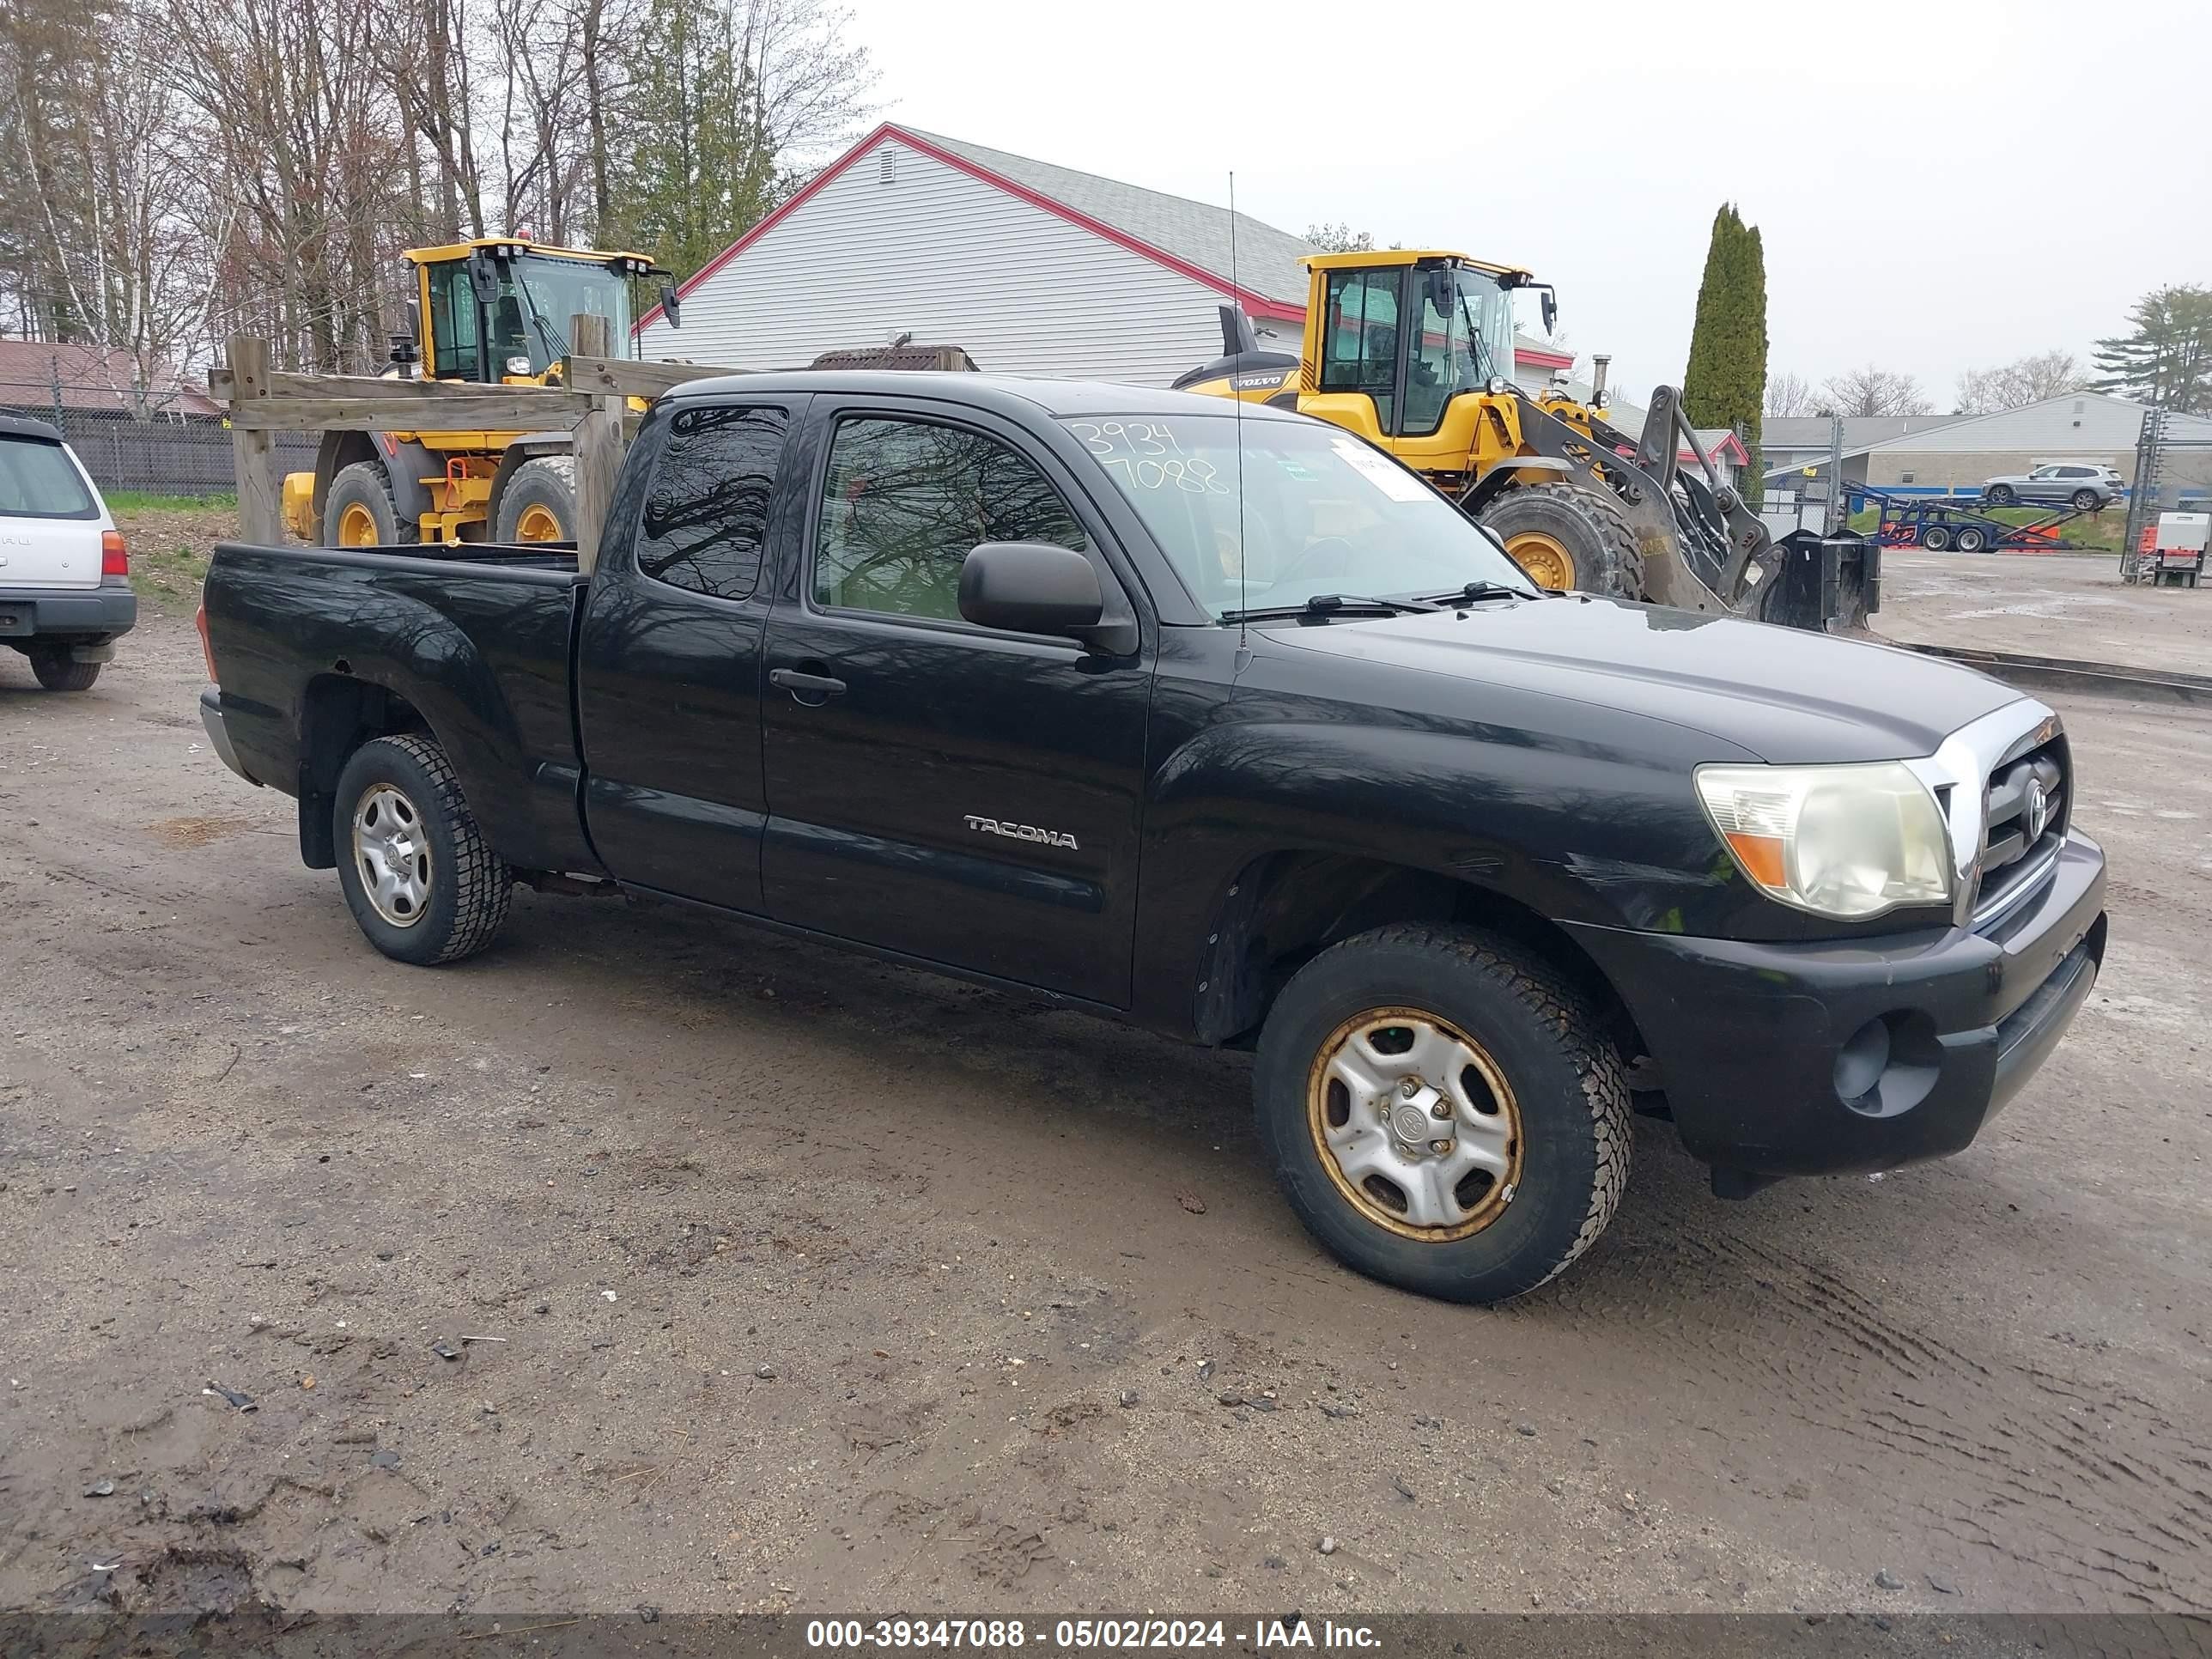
1063,415,1537,617
504,258,630,374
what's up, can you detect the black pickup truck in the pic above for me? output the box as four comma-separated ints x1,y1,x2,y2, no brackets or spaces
198,373,2107,1303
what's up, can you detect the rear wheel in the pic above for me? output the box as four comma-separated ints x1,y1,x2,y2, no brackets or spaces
1254,923,1632,1304
2071,489,2100,512
1984,483,2016,507
1474,483,1644,599
27,646,100,691
324,461,410,548
1954,526,1987,552
332,734,514,965
1923,525,1953,550
494,456,577,544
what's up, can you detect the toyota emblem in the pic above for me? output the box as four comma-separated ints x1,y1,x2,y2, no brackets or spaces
2024,777,2050,842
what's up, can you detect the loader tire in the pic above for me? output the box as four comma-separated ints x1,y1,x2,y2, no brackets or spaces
325,461,412,548
1474,483,1644,599
494,456,577,544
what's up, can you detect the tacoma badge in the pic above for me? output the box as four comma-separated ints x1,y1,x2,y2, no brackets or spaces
964,815,1079,851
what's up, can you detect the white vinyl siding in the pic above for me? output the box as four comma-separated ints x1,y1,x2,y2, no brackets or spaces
638,137,1261,388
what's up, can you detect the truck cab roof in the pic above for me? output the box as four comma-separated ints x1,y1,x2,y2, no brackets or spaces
659,370,1316,425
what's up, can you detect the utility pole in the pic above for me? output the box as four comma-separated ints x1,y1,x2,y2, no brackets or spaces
1822,413,1845,534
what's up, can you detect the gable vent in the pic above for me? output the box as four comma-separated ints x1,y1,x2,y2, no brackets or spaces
878,148,896,185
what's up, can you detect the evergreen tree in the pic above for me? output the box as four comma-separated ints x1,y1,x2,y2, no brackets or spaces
2091,286,2212,416
1681,204,1768,510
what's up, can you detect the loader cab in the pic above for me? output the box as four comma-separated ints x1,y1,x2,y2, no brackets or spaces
1309,252,1526,441
406,240,657,384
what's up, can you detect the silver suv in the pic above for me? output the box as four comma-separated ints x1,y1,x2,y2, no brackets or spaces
1980,464,2124,511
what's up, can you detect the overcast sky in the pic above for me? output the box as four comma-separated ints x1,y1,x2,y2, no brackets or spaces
840,0,2209,408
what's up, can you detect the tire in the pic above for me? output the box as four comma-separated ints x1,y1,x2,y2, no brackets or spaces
2070,489,2100,512
1954,526,1987,552
494,455,577,543
1984,483,2015,507
27,647,100,691
1922,525,1952,550
323,460,412,547
332,734,514,965
1254,922,1632,1304
1474,483,1644,599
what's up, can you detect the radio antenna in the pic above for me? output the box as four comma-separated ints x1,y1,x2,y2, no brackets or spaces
1228,171,1248,645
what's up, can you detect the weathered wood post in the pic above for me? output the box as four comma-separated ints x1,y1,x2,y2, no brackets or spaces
568,313,621,574
224,336,283,544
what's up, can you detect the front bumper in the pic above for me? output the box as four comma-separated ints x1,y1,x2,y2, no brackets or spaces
0,579,137,641
1564,831,2106,1180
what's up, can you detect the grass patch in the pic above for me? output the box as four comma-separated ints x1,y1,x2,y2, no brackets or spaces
106,489,236,514
113,495,239,610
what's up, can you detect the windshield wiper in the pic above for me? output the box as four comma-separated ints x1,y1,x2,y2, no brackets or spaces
1423,580,1539,604
1220,592,1442,624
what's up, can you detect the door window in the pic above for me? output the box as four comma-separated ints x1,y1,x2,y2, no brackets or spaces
1317,269,1401,432
426,261,481,381
635,404,789,602
813,416,1086,621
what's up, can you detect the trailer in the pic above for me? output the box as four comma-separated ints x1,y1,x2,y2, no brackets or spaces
1849,484,2097,553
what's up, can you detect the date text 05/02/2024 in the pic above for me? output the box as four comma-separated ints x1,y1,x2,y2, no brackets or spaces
804,1618,1382,1650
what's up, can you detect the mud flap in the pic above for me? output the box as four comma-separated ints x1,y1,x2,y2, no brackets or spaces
1759,530,1881,633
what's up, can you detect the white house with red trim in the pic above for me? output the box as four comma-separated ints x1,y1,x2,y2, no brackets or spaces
636,124,1577,391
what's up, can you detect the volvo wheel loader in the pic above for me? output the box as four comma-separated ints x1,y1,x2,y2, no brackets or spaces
282,238,678,549
1176,249,1874,630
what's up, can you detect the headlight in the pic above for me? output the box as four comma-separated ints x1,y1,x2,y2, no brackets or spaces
1695,762,1953,920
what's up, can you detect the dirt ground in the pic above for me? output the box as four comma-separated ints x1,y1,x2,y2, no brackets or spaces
2,610,2208,1625
1875,549,2212,676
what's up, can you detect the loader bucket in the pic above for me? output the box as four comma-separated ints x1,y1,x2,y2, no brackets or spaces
1759,530,1881,634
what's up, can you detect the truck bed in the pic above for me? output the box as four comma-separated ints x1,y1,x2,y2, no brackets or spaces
200,541,598,876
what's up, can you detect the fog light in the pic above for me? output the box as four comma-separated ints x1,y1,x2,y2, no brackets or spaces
1835,1011,1942,1119
1834,1018,1891,1103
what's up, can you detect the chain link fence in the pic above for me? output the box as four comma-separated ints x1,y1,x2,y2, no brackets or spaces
1,383,315,498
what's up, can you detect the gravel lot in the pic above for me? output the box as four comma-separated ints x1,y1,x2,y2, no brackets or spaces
2,608,2207,1623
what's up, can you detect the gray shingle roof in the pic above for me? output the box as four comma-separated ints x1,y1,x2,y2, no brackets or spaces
1762,415,1969,451
901,127,1318,308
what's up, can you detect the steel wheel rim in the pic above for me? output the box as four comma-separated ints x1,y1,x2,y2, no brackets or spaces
514,502,563,542
337,503,380,546
1506,532,1575,592
351,782,432,928
1306,1006,1524,1243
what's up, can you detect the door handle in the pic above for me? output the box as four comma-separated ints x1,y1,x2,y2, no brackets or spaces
769,665,848,705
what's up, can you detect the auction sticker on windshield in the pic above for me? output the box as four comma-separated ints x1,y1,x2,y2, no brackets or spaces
1329,437,1428,502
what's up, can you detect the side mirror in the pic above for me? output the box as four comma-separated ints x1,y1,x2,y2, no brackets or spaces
958,542,1132,653
1539,287,1559,333
659,283,683,330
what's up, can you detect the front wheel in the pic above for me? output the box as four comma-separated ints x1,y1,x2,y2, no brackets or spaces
1254,923,1632,1304
332,734,514,964
1473,483,1644,599
494,456,577,543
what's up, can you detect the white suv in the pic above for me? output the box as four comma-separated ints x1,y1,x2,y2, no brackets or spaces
1980,464,2125,511
0,415,135,691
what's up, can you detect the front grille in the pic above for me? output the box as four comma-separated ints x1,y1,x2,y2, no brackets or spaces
1973,738,2067,927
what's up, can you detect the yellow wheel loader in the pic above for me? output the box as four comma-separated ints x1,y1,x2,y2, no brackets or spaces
282,238,678,549
1176,249,1874,630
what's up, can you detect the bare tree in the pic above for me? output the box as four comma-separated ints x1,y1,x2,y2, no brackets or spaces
1765,369,1816,418
1954,349,2087,414
1820,364,1933,419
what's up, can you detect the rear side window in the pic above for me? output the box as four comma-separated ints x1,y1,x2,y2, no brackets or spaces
635,404,788,601
0,437,96,520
